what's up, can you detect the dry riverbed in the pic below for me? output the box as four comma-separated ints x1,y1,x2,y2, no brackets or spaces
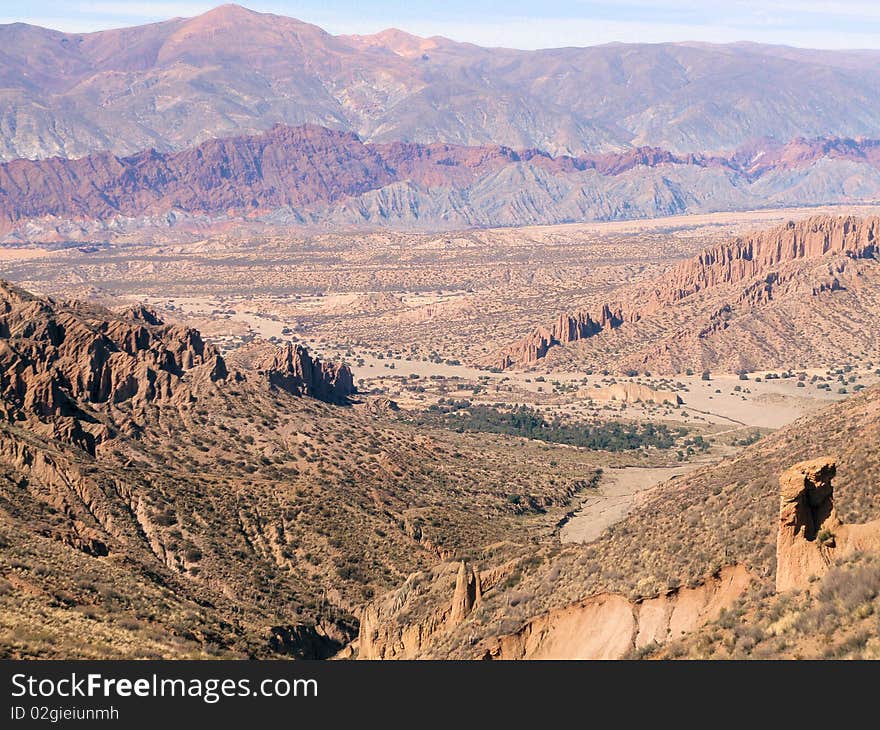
559,465,702,544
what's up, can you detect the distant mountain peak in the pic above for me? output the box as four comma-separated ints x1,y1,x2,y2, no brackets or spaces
343,26,450,57
185,3,268,24
3,10,880,162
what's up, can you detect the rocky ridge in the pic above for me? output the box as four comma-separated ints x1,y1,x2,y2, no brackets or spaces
0,282,227,453
225,340,354,403
494,215,880,372
357,560,514,660
4,126,880,239
0,279,354,449
356,558,752,660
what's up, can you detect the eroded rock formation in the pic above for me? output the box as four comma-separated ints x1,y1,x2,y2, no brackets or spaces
357,557,752,660
496,307,626,370
0,281,228,451
776,458,839,592
495,215,880,369
357,561,513,660
776,457,880,592
448,561,482,627
247,342,355,403
0,282,356,455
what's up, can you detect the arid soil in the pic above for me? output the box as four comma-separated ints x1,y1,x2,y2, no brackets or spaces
2,208,880,661
4,3,880,663
559,465,700,544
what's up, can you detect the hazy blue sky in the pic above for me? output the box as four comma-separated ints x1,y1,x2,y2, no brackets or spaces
2,1,880,49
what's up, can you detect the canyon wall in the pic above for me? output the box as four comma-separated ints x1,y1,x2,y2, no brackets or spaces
0,282,228,453
481,566,752,660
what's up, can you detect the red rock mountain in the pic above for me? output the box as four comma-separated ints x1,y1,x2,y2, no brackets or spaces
0,125,692,230
494,215,880,373
2,125,880,238
0,280,354,456
0,125,394,229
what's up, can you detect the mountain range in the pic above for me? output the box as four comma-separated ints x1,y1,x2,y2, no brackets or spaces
4,4,880,164
6,3,880,664
2,124,880,240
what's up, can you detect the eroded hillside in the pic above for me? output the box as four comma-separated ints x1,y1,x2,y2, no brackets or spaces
356,382,880,659
0,282,601,658
495,215,880,373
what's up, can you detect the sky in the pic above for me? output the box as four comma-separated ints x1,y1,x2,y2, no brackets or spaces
2,1,880,50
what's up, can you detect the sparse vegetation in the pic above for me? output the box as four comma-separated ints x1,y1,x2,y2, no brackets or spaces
409,401,684,451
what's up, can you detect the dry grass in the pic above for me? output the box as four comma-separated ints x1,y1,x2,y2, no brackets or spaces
646,552,880,659
0,366,604,658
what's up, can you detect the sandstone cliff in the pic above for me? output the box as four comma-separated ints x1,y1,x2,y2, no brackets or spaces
356,557,753,660
481,566,752,660
494,215,880,371
776,457,880,592
357,560,514,660
227,341,355,403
